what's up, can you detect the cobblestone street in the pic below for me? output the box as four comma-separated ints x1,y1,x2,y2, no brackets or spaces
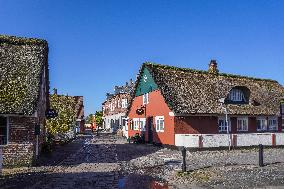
1,131,284,189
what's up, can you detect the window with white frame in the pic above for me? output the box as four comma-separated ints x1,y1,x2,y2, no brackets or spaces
218,117,231,132
133,118,140,131
121,99,128,108
229,89,245,102
0,116,8,145
139,118,146,131
237,117,248,131
143,93,149,105
155,116,164,132
257,117,267,131
268,117,278,131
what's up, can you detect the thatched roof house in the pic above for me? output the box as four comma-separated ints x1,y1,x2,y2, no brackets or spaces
0,35,49,167
131,61,284,116
0,35,49,115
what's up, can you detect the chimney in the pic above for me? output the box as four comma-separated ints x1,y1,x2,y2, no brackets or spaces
208,60,219,74
53,88,57,95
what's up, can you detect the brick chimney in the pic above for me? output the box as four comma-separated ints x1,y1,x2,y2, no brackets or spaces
208,60,219,74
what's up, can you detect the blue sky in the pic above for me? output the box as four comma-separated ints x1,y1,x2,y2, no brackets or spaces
1,0,284,115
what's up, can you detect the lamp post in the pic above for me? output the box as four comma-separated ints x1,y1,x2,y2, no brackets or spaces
219,98,231,150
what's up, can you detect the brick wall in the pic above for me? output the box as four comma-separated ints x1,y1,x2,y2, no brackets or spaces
2,116,44,167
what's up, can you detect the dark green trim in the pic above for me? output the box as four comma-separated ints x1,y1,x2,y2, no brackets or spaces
135,67,158,96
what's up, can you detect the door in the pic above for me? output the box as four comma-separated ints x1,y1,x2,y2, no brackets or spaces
147,116,153,143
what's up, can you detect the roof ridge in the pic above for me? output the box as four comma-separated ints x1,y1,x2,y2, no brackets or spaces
143,62,278,83
0,34,47,46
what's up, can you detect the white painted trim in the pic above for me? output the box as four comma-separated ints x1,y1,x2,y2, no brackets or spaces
256,117,268,131
133,118,140,131
268,116,278,131
237,117,249,131
139,118,146,131
218,116,231,132
155,116,165,132
169,112,175,117
142,93,149,105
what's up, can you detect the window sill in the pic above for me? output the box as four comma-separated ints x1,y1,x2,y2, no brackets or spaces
156,130,164,133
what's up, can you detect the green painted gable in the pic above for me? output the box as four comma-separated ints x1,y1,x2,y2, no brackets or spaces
135,67,158,96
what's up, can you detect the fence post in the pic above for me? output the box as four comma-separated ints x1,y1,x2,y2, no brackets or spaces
259,144,264,167
182,147,186,172
0,148,3,175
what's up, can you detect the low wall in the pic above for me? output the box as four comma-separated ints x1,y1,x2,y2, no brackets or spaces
175,133,284,148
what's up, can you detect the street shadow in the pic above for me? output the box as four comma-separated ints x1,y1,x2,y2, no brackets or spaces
0,170,168,189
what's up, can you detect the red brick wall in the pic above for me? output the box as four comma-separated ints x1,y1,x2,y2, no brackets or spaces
2,116,38,167
175,116,218,134
175,116,282,135
128,90,175,145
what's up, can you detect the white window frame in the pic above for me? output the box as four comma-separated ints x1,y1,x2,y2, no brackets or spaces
237,117,248,131
268,117,278,131
257,117,267,131
0,116,9,146
218,117,231,132
143,93,149,105
121,99,128,108
229,89,245,102
155,116,164,132
139,118,146,131
133,118,140,131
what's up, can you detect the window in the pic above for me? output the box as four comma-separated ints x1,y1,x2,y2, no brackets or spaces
268,117,278,131
218,117,231,132
281,104,284,115
121,99,128,108
282,117,284,131
229,89,245,102
155,116,164,132
0,116,8,145
257,117,267,131
139,118,146,131
143,93,149,105
237,117,248,131
133,118,140,130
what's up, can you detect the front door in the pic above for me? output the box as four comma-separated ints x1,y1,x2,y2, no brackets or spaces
147,116,153,143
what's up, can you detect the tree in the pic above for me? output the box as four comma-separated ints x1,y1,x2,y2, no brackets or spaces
85,114,94,124
95,111,103,127
46,94,77,135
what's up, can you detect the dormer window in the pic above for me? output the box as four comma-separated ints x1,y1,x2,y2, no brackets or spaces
229,89,245,102
226,86,250,104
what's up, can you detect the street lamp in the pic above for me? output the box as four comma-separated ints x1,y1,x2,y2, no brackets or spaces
219,98,231,150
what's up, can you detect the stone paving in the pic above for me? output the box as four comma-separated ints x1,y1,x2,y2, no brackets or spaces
1,132,284,189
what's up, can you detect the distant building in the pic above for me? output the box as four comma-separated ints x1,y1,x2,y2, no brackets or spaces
102,79,134,137
74,96,85,133
0,35,49,166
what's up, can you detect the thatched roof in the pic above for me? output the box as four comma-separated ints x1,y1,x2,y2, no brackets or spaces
0,35,49,115
131,62,284,116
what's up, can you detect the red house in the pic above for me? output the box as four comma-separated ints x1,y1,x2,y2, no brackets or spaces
127,61,284,148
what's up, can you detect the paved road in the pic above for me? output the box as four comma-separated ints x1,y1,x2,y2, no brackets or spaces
2,131,284,189
1,132,124,189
